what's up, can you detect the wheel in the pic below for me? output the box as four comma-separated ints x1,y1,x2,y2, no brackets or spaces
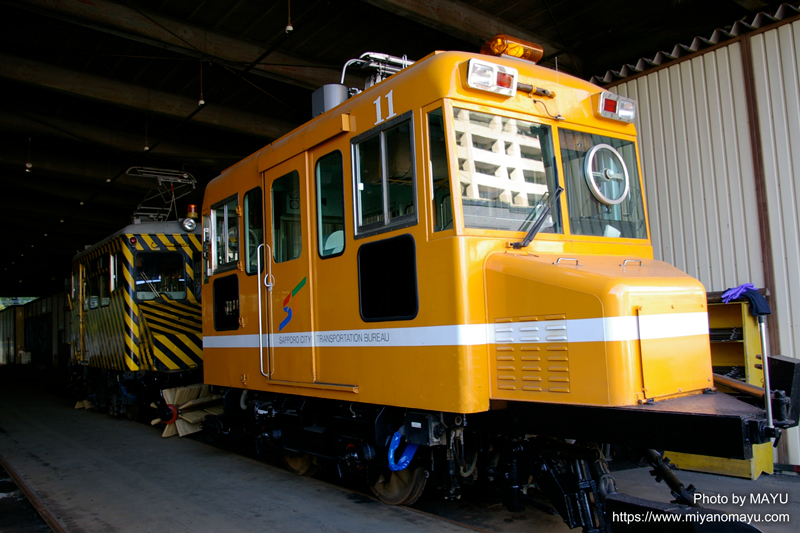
283,453,319,476
370,466,427,506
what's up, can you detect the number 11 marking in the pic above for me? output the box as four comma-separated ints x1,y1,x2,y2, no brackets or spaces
373,90,397,125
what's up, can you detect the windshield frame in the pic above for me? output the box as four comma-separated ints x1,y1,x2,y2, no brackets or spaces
557,124,649,242
133,250,188,302
440,100,650,243
447,102,564,239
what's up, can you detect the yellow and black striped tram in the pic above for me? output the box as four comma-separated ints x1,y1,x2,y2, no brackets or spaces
198,37,798,530
70,218,203,420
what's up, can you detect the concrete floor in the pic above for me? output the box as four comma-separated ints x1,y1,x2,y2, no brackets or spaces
1,365,799,532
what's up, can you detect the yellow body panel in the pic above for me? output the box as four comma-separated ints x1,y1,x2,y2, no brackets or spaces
201,49,714,415
485,253,712,406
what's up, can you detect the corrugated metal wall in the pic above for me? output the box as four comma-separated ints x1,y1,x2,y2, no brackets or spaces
614,43,765,293
751,21,800,378
611,24,800,464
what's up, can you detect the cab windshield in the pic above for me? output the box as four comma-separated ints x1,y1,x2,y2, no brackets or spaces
453,108,562,233
134,252,187,301
559,129,646,239
450,107,646,240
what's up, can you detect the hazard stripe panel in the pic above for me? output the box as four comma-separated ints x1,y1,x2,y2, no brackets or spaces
72,230,203,374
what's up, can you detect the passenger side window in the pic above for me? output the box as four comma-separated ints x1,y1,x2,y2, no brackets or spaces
110,252,124,292
99,256,110,307
272,171,302,263
244,187,263,274
316,151,345,258
352,112,416,237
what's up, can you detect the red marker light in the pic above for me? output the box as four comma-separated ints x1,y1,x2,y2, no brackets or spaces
130,237,137,245
603,98,618,114
496,72,513,89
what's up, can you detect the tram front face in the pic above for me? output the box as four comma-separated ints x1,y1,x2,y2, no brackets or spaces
433,104,711,407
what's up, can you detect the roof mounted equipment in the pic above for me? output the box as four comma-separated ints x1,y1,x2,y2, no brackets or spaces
126,167,196,223
341,52,414,90
313,53,414,117
480,35,544,64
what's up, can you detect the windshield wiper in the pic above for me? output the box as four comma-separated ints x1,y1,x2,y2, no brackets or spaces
511,186,564,249
140,272,163,300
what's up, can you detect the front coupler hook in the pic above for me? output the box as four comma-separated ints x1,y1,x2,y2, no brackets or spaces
645,449,699,507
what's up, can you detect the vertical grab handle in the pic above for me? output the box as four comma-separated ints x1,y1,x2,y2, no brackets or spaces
758,315,775,437
264,244,275,377
264,243,275,292
257,244,275,378
256,244,268,377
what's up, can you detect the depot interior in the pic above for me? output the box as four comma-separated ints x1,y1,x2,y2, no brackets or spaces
1,0,800,467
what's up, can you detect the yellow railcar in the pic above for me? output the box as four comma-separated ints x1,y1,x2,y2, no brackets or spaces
70,218,204,421
200,37,795,529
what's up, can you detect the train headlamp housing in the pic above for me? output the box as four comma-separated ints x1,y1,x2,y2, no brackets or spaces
594,92,637,123
181,218,197,232
466,58,518,97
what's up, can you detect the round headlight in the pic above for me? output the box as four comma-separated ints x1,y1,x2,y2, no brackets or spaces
181,218,197,232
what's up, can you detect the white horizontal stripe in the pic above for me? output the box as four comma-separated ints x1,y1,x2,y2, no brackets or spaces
638,312,709,339
203,313,709,350
203,334,259,349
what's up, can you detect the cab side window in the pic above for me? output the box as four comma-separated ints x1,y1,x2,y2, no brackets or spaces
210,195,239,272
352,112,416,237
428,108,453,232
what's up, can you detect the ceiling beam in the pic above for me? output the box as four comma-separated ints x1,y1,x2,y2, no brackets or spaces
0,145,168,192
0,174,121,204
361,0,567,63
4,201,129,231
0,53,299,140
0,111,243,168
15,0,360,90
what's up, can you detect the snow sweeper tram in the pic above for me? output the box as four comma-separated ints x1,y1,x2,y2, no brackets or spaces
196,36,798,531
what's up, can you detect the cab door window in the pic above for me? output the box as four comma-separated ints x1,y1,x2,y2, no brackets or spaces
316,151,345,258
271,171,302,263
244,187,263,274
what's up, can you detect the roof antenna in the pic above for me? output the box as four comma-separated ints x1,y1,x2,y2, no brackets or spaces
25,137,32,173
555,56,559,84
198,61,205,106
285,0,293,33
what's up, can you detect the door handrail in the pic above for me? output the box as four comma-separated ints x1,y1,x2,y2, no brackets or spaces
256,243,274,378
